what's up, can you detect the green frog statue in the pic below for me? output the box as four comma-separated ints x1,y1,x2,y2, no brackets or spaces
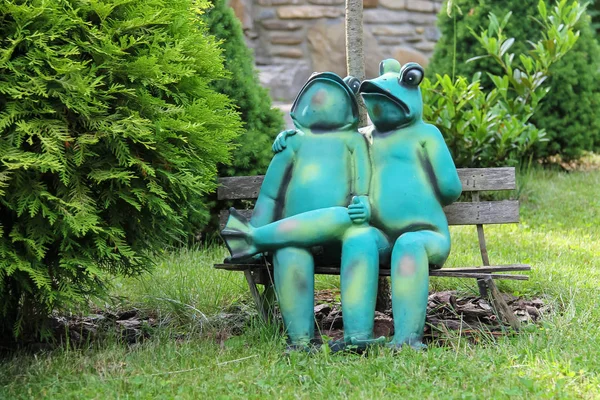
224,70,376,349
221,59,462,351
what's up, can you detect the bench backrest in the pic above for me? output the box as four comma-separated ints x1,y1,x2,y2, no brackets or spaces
217,167,519,229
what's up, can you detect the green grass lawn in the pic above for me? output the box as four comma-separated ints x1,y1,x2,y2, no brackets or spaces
1,169,599,399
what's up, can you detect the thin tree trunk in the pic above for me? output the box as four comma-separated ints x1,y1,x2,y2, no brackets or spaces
345,0,368,128
345,0,390,312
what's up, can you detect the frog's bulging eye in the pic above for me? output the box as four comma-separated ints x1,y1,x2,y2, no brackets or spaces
344,76,361,94
400,66,424,87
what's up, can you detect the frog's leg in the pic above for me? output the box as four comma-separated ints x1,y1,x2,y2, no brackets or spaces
273,247,315,345
388,230,451,350
340,226,390,345
221,206,353,260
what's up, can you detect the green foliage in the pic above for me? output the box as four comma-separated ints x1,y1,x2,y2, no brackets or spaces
0,0,241,338
422,75,544,167
423,0,585,167
204,0,284,177
429,0,600,160
198,0,284,238
589,0,600,34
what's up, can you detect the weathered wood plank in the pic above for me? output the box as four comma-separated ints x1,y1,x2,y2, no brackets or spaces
215,263,530,280
218,200,520,229
217,168,516,200
457,167,516,192
215,264,530,273
217,175,265,200
443,200,519,225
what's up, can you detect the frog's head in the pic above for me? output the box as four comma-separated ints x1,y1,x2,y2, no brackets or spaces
360,59,425,132
290,72,360,132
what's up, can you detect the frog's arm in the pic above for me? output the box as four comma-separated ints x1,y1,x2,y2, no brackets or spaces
250,136,298,228
422,125,462,206
272,129,302,153
349,133,371,196
347,133,372,224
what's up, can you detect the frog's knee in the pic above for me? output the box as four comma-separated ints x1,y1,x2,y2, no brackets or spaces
395,231,450,255
392,233,429,278
393,231,425,252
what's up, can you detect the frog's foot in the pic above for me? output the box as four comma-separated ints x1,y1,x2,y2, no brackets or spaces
386,338,427,352
328,336,386,354
220,208,258,260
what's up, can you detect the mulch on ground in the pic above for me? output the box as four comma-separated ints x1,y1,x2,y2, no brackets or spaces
4,289,548,352
313,289,548,344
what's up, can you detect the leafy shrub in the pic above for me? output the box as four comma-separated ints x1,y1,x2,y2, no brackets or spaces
199,0,284,238
429,0,600,160
0,0,241,337
423,0,585,167
204,0,284,177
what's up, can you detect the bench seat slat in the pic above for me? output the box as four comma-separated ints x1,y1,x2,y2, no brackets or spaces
214,263,530,281
218,200,520,229
217,167,516,200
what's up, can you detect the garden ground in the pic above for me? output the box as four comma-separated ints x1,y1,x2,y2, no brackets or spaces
1,167,599,399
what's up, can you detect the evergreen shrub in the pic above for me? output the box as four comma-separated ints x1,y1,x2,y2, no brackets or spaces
200,0,284,237
204,0,284,177
429,0,600,160
0,0,241,337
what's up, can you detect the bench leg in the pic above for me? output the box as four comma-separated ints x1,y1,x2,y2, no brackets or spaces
477,278,488,298
483,277,521,331
261,283,277,322
244,270,269,323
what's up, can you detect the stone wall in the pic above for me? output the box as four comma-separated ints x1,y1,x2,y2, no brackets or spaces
229,0,444,102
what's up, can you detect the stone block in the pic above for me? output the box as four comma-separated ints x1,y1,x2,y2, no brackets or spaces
258,62,313,102
229,0,253,31
271,47,305,58
257,0,304,5
424,26,440,41
257,8,277,20
277,6,344,19
379,0,406,10
378,37,403,45
363,9,410,23
307,20,385,79
371,25,415,36
308,0,344,4
415,40,436,52
393,47,429,66
406,0,436,12
261,19,304,30
270,35,304,45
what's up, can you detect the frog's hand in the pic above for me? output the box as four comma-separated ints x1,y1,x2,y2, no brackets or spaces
220,208,258,261
272,129,300,153
347,195,371,225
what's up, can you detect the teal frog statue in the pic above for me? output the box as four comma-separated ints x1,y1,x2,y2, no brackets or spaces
221,59,462,351
223,71,375,348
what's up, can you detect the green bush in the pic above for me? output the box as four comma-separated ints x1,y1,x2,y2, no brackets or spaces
0,0,241,337
423,0,584,167
589,0,600,34
429,0,600,160
198,0,284,238
204,0,284,177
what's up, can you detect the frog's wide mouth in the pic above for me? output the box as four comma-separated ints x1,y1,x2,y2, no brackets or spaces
359,80,410,116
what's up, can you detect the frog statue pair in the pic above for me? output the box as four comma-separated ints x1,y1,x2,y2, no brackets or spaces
221,59,462,351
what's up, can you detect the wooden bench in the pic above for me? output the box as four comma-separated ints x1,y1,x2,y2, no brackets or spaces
214,167,531,330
